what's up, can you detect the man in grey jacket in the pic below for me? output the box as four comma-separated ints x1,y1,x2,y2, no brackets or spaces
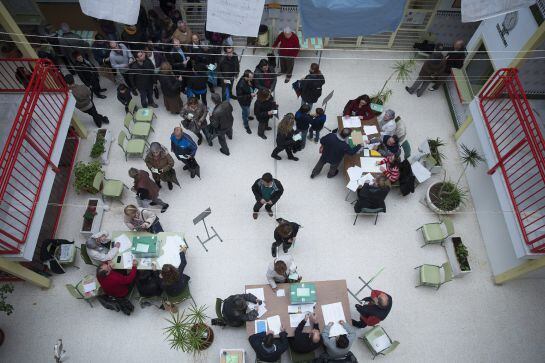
64,74,109,127
208,93,234,156
321,320,357,359
109,41,137,95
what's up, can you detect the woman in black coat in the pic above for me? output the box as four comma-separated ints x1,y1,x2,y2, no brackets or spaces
300,62,325,109
236,69,256,134
253,89,276,139
158,246,190,300
271,113,299,161
354,175,391,213
158,62,183,114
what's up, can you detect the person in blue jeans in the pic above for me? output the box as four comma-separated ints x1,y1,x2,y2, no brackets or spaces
236,70,256,134
308,107,326,143
295,103,312,149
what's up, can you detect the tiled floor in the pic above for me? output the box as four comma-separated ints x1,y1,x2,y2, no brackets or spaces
1,50,545,362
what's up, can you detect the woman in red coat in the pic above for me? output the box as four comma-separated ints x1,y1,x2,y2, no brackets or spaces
272,26,300,83
343,94,374,120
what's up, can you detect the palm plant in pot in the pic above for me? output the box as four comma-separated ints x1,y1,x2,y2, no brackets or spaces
164,303,214,356
371,58,416,114
426,144,485,214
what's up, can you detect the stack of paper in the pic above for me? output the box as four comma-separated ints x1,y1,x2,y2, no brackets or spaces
322,302,347,337
342,116,361,128
266,315,282,335
83,281,96,293
122,251,133,268
115,234,132,252
165,235,186,247
346,166,375,191
360,157,384,173
363,125,379,135
246,288,267,318
289,313,310,328
157,237,182,267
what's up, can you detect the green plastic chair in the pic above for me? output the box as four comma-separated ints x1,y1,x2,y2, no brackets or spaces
289,345,316,363
93,171,125,201
128,98,137,115
166,284,195,306
415,262,453,290
128,98,155,123
117,130,147,161
66,283,93,307
124,113,153,139
80,244,97,266
216,298,224,320
360,325,399,359
416,217,455,247
354,207,385,225
401,140,411,159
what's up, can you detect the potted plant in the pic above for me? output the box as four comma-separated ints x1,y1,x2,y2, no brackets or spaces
91,129,113,165
82,202,97,232
371,58,416,114
0,283,14,346
164,304,214,355
427,138,446,166
453,237,471,272
74,161,102,194
426,144,485,214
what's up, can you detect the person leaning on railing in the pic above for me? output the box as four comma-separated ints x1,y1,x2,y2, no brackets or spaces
64,74,109,128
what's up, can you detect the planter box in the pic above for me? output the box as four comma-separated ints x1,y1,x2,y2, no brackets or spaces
93,129,113,165
444,237,471,278
425,182,462,215
80,198,105,236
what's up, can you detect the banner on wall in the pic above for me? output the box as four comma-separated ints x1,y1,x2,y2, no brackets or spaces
461,0,536,22
206,0,266,37
79,0,141,25
297,0,407,38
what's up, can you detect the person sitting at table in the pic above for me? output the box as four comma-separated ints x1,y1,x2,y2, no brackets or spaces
351,290,392,329
378,109,396,137
380,134,401,157
321,320,357,359
123,205,163,234
97,259,138,298
290,313,322,354
272,218,300,257
266,255,301,290
222,293,262,327
310,128,363,179
343,94,374,120
135,269,163,300
85,231,120,262
249,329,289,362
157,245,190,300
354,175,391,213
378,154,401,183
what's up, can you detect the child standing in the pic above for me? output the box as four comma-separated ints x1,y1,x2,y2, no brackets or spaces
308,108,326,143
117,84,133,113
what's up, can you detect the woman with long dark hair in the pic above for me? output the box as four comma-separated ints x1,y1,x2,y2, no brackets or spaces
271,113,299,161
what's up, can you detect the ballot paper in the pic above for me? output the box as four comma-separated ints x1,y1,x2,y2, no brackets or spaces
122,251,133,268
246,288,265,302
363,125,379,135
289,313,310,328
246,287,267,318
165,235,186,248
322,302,347,337
358,173,375,186
347,166,364,181
140,258,153,268
266,315,282,335
83,281,96,293
372,333,392,352
115,234,132,252
343,116,362,128
411,160,432,183
276,289,285,297
157,239,182,268
292,133,302,141
346,180,359,192
360,157,384,173
288,303,315,314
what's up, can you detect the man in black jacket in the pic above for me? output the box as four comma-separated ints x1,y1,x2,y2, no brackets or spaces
429,39,466,91
311,128,362,179
131,50,158,108
290,313,322,353
249,330,288,362
222,293,262,327
72,51,106,98
208,93,234,155
218,47,240,101
236,70,256,134
251,173,284,219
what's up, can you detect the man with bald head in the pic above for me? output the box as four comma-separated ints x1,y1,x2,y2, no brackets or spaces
290,313,322,354
352,289,392,328
429,39,466,91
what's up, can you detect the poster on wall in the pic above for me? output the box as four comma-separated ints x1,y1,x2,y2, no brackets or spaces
461,0,535,22
206,0,266,36
79,0,141,25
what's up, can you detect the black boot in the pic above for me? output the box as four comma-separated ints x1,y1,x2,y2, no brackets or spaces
167,182,173,190
271,244,277,258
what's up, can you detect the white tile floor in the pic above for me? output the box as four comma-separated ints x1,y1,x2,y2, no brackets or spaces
2,50,545,363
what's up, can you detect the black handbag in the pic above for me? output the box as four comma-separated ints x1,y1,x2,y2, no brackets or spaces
153,85,159,99
147,217,164,234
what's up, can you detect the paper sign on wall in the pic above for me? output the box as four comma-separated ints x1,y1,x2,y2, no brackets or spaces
79,0,140,25
206,0,266,37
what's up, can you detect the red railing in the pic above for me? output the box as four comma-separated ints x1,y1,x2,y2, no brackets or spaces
0,59,69,254
479,68,545,253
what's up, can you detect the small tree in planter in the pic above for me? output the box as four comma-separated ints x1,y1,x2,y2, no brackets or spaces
0,283,14,346
427,144,485,214
164,304,214,356
453,237,471,272
371,59,416,113
74,161,102,194
90,131,106,159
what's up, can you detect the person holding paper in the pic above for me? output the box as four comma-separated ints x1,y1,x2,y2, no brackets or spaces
128,168,169,212
236,70,256,134
295,103,313,149
271,113,299,161
354,175,391,213
352,290,392,329
97,259,138,298
251,173,284,219
311,128,363,179
290,313,322,354
321,321,357,359
167,38,191,76
308,108,327,143
378,109,397,137
145,142,180,190
181,97,209,145
217,47,240,102
170,127,199,179
253,89,277,139
86,231,119,263
249,329,289,362
123,205,163,233
272,219,300,257
157,245,190,301
222,293,262,327
342,94,374,120
266,255,300,290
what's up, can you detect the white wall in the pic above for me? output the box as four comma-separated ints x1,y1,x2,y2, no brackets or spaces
466,7,538,69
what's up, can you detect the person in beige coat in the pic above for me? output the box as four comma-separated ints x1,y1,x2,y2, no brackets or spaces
123,205,163,233
144,142,180,190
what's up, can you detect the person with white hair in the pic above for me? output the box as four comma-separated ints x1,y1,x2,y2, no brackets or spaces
379,109,396,137
272,26,300,83
85,231,119,262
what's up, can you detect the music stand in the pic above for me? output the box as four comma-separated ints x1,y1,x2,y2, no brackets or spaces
321,90,334,131
347,267,384,303
193,207,223,252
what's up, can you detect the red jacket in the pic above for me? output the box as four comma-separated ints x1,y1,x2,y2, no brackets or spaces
98,266,137,298
272,32,300,58
357,289,392,326
343,99,374,120
379,157,400,182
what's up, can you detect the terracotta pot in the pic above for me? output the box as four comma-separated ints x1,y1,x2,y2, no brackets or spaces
192,324,214,350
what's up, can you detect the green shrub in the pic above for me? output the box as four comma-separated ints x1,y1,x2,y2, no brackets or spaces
90,133,106,159
74,161,102,193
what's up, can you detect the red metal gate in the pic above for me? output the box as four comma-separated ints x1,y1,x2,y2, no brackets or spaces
0,59,69,254
479,68,545,253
